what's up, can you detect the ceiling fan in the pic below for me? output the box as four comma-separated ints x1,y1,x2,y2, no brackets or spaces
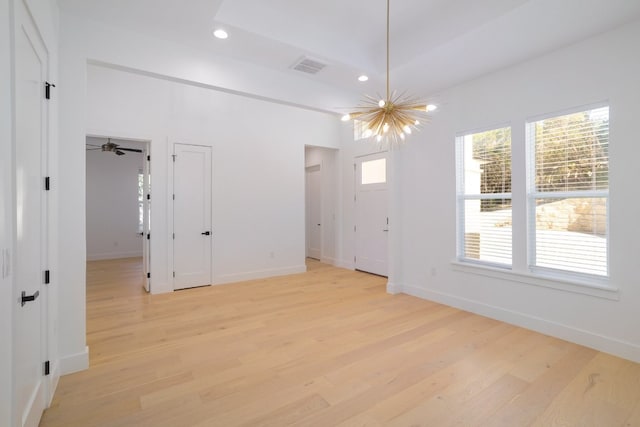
86,138,143,156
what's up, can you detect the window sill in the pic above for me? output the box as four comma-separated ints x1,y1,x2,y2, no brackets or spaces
451,260,619,301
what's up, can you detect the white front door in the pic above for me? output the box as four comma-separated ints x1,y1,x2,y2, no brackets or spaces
173,144,212,290
14,7,48,426
306,165,321,260
355,152,389,277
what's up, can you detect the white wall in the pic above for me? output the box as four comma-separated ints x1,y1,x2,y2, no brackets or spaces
58,15,343,371
392,19,640,362
86,143,144,260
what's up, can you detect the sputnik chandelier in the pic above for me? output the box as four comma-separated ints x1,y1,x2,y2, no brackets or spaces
342,0,437,145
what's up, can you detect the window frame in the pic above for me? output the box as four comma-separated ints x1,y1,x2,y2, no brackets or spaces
453,103,616,299
525,103,610,280
455,124,513,269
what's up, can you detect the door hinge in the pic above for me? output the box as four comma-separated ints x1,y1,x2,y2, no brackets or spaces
354,225,356,232
172,194,175,200
354,256,356,263
44,360,50,376
147,155,150,161
45,82,55,100
45,177,50,191
172,233,175,239
172,154,177,162
147,272,150,279
173,271,175,278
146,193,150,200
147,233,150,240
44,270,50,285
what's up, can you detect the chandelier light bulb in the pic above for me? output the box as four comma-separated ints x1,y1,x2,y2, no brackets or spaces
363,129,373,138
213,29,228,39
415,119,420,125
383,123,390,133
341,114,351,122
400,133,406,141
426,104,438,112
378,100,386,108
377,135,383,142
403,125,412,134
358,75,369,82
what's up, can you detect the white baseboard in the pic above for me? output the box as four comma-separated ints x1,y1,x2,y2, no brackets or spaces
215,265,307,285
320,256,336,265
87,251,142,261
60,346,89,375
402,283,640,363
334,259,354,270
386,281,403,294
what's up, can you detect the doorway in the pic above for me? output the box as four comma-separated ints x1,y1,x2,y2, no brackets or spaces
85,136,150,290
354,152,389,277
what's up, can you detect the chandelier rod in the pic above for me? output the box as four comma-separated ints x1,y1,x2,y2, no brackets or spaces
386,0,390,101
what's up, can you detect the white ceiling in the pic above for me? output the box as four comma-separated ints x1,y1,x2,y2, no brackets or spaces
59,0,640,106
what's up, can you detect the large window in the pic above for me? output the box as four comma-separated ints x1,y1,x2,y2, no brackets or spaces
456,127,512,266
527,106,609,277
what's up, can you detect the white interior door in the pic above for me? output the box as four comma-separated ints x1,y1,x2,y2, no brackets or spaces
355,152,389,277
142,147,151,292
306,165,321,260
173,143,212,290
14,10,48,427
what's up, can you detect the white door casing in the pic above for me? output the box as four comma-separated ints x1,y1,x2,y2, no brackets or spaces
14,7,49,426
143,146,151,292
354,152,389,277
306,165,321,260
172,144,212,290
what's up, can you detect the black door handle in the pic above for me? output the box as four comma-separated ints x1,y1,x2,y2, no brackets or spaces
21,290,40,307
201,231,211,235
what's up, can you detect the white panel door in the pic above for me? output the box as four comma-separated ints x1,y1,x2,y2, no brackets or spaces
173,144,212,290
14,11,48,427
306,165,321,260
355,153,389,277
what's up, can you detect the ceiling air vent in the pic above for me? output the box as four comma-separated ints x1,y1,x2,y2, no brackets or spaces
290,56,327,75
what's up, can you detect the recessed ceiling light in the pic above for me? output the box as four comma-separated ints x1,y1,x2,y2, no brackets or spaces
358,75,369,82
213,29,228,39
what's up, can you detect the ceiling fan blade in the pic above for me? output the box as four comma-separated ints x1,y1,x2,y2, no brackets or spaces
118,147,143,153
86,143,101,147
115,150,125,156
86,147,102,150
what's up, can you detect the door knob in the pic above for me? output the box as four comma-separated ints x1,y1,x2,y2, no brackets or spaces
201,231,211,235
21,290,40,307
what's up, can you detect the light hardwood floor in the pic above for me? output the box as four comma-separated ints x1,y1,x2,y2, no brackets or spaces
41,258,640,426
